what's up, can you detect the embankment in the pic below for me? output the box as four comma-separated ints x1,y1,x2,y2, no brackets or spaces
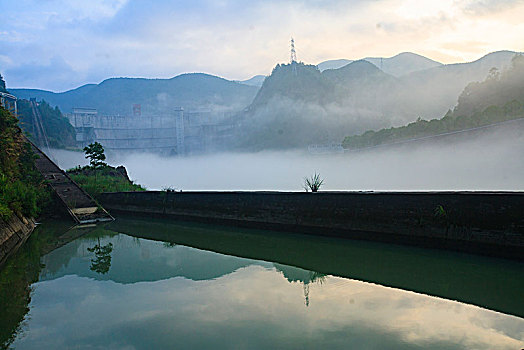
0,215,35,266
99,191,524,259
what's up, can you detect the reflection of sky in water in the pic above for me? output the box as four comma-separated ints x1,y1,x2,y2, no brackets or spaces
13,235,524,349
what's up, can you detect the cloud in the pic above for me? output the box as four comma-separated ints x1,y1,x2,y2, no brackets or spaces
1,0,524,90
458,0,524,15
4,56,84,91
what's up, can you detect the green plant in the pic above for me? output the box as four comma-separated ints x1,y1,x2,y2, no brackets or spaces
434,204,447,218
0,202,12,221
83,142,107,169
304,172,324,192
67,169,145,199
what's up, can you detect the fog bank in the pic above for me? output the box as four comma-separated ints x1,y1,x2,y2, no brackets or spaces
48,126,524,192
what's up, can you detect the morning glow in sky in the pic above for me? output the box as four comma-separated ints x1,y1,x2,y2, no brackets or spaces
1,0,524,91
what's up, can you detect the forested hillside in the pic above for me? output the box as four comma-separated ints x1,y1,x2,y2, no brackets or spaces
11,73,259,116
237,51,518,150
0,106,50,221
342,54,524,150
16,100,76,149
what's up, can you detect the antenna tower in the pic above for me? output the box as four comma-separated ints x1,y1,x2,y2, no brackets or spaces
290,37,297,75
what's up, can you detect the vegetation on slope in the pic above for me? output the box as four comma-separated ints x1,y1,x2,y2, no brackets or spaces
238,60,407,149
342,54,524,150
67,142,144,199
0,107,51,221
16,99,76,149
238,51,519,150
67,165,145,199
10,73,259,116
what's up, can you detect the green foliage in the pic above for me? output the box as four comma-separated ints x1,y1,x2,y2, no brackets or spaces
343,54,524,150
454,54,524,117
83,142,107,168
304,172,324,192
0,107,50,220
434,205,447,218
0,220,74,349
16,99,76,149
0,231,43,349
0,202,12,221
67,166,145,199
253,63,334,107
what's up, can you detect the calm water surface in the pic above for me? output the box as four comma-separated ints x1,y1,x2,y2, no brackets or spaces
2,216,523,349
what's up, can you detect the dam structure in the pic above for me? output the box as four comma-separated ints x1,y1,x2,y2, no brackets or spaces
67,107,236,155
0,91,18,116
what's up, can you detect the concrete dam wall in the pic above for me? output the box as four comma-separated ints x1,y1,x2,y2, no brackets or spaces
99,191,524,259
67,108,236,154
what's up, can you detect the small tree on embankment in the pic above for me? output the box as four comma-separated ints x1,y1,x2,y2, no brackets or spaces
83,142,107,169
67,142,145,199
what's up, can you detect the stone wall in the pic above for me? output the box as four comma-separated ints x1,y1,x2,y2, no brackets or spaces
99,191,524,259
0,214,35,266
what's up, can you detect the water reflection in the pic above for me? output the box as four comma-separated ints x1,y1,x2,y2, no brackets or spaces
275,264,326,306
107,216,524,318
87,238,113,274
2,217,523,349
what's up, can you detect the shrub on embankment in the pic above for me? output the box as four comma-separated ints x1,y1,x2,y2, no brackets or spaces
0,106,51,221
67,165,145,199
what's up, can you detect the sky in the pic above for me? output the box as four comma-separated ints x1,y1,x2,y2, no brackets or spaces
1,0,524,92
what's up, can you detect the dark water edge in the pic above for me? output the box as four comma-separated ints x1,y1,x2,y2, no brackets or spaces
99,191,524,260
1,216,523,349
0,220,74,349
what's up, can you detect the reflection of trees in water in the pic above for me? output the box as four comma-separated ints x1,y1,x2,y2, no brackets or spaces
303,271,326,307
274,264,326,307
87,237,113,274
0,222,68,349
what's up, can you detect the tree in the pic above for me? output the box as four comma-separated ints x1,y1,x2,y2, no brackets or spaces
83,142,107,169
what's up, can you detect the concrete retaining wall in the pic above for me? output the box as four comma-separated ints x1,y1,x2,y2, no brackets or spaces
99,191,524,259
0,214,35,266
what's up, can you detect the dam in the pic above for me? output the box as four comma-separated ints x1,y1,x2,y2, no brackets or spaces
66,106,236,155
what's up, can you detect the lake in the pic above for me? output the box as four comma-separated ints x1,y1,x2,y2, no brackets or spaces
1,215,523,349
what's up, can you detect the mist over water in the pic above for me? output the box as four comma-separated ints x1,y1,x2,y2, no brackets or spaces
49,125,524,192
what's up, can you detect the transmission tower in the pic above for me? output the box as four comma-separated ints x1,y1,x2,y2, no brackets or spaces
290,37,297,75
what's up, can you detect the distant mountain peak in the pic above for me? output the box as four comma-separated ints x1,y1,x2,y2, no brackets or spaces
317,52,442,76
238,75,266,87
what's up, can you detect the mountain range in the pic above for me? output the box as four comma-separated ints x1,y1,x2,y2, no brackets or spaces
317,52,443,76
9,50,521,150
239,52,444,87
11,73,259,116
236,50,520,149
